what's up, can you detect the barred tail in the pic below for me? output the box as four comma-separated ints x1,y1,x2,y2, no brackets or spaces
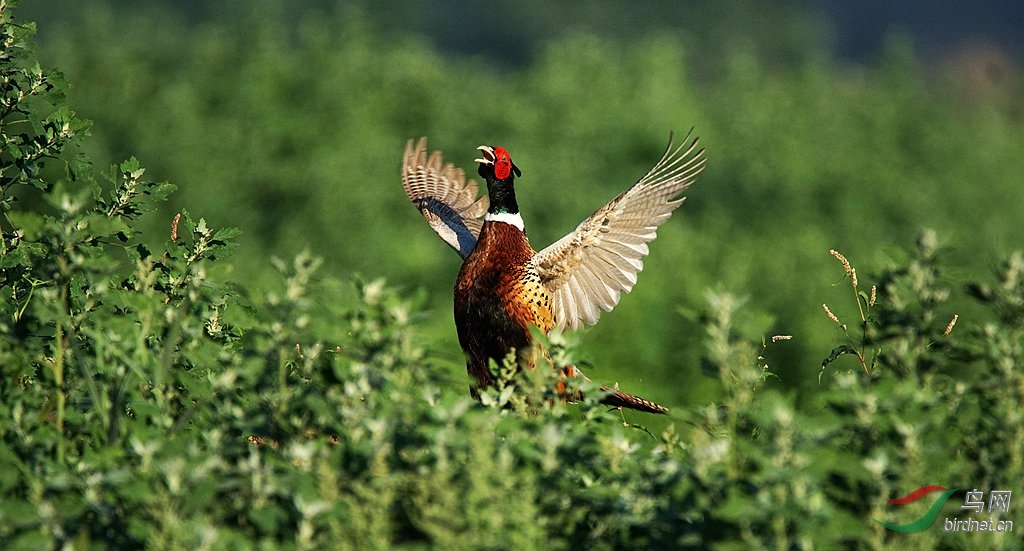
558,365,669,414
599,386,669,414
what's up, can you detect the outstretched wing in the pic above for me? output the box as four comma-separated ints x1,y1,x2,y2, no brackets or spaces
533,131,706,332
402,137,488,259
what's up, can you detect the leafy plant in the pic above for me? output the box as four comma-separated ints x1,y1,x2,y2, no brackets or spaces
1,3,1021,549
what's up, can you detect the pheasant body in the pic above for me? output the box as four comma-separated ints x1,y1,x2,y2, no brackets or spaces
454,220,553,391
402,135,707,414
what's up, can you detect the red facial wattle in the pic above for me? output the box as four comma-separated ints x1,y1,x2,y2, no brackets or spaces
493,146,513,180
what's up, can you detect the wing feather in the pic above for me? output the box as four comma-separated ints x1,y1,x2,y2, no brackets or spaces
401,137,488,259
534,131,706,331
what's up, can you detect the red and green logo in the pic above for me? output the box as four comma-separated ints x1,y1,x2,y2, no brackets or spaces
872,485,959,533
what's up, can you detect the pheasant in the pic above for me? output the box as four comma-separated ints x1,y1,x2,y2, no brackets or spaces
401,133,706,414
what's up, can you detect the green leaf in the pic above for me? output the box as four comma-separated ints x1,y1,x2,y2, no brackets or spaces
212,227,242,242
5,211,46,239
27,112,45,135
820,344,858,370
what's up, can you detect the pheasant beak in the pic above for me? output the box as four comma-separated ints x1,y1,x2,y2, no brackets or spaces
474,145,495,165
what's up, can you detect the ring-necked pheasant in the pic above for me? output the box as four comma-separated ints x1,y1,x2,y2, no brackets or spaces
402,133,706,414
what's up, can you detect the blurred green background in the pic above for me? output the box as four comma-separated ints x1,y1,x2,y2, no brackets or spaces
20,0,1024,409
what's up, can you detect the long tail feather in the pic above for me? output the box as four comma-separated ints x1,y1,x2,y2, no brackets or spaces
599,386,670,414
559,365,669,414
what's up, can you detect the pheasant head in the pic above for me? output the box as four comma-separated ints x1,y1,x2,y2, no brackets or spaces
475,144,521,182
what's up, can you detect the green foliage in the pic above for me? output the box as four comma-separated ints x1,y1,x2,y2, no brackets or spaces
23,1,1024,410
1,3,1022,549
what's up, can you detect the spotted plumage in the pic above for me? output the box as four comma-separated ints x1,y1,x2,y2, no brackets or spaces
402,134,706,414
